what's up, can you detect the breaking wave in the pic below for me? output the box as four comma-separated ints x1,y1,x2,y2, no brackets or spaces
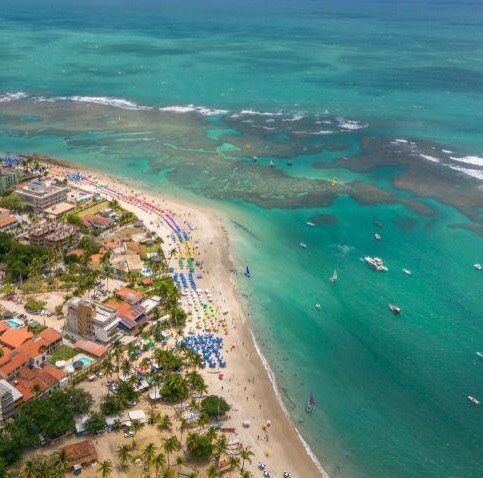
159,104,228,116
0,91,28,103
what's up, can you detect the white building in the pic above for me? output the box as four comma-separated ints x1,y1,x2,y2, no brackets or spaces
15,179,68,212
66,298,120,343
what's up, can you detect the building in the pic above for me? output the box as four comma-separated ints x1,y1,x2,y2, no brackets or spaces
66,298,120,343
58,440,98,469
44,201,76,219
0,168,20,194
15,179,68,212
0,379,22,425
14,365,67,402
28,221,78,247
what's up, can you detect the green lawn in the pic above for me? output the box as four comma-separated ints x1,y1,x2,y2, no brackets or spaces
50,344,77,362
76,200,110,218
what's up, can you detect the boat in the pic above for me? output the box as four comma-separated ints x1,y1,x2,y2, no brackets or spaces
476,352,483,359
253,156,258,163
269,160,275,168
374,233,381,241
468,396,480,406
315,304,321,310
306,221,315,227
306,393,316,413
374,221,383,228
329,270,338,283
287,161,293,166
364,256,388,272
244,265,251,278
389,304,402,314
474,263,482,271
402,268,412,275
300,242,307,249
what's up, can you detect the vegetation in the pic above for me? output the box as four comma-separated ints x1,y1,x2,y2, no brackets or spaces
24,297,47,314
0,232,49,280
0,388,93,467
0,194,25,212
186,432,214,461
85,412,106,433
49,344,77,363
161,374,189,403
200,395,230,420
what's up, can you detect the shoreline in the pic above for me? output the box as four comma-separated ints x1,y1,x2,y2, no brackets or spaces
42,156,327,477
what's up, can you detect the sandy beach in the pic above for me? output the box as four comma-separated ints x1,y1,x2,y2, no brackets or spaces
43,160,326,477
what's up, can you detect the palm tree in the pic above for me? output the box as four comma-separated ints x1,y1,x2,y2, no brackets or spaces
20,460,37,478
52,449,69,475
131,419,143,444
117,444,132,470
120,358,131,379
153,451,166,477
147,408,159,425
157,413,172,433
206,464,221,478
178,417,189,445
185,371,207,397
101,356,115,382
206,426,218,443
162,436,181,468
98,459,113,478
142,442,157,475
227,456,240,477
213,435,228,464
241,472,252,478
175,456,184,475
110,339,123,377
161,468,176,478
239,446,254,472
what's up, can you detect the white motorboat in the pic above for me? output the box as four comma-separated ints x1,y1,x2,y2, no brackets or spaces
389,304,402,315
474,263,482,271
300,242,307,249
374,233,381,241
402,268,412,275
476,352,483,359
315,304,321,310
364,256,388,272
306,221,316,227
468,395,480,406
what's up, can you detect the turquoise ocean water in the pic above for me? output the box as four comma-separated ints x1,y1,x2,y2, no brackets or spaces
1,1,482,476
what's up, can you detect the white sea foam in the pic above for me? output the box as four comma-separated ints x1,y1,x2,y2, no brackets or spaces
236,109,283,117
36,95,150,110
442,149,453,154
159,104,228,116
337,118,367,131
292,130,333,136
420,154,441,163
0,91,27,103
250,330,329,478
449,165,483,180
282,113,305,122
449,155,483,167
394,138,408,143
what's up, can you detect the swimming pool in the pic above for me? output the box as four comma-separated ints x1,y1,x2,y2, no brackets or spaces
4,318,22,328
65,354,94,374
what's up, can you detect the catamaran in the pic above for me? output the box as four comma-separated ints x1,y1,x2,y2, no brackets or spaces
364,256,388,272
244,265,251,278
474,263,482,271
329,270,338,283
306,393,316,413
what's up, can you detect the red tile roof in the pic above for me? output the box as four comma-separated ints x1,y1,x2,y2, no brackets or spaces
0,327,33,350
15,366,59,402
0,323,11,335
73,339,107,358
39,327,62,347
105,299,144,321
59,440,98,466
116,287,145,304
